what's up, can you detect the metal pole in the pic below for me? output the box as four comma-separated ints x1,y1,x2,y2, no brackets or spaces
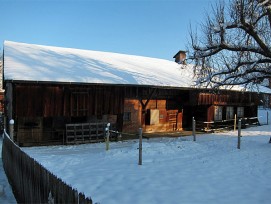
234,114,237,131
106,123,110,151
267,111,269,125
192,117,196,141
237,119,241,149
9,119,14,141
138,128,143,165
269,112,271,143
4,116,7,132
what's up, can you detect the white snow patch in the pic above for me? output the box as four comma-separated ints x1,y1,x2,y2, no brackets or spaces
23,109,271,204
3,41,195,88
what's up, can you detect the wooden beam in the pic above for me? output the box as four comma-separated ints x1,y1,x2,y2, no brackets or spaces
139,88,157,110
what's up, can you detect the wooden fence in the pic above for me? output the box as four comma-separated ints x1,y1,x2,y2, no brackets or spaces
2,132,92,204
196,116,260,132
66,122,117,144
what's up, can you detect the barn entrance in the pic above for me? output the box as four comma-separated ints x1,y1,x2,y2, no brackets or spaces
144,109,182,132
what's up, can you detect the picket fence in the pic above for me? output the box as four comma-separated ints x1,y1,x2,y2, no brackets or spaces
2,132,92,203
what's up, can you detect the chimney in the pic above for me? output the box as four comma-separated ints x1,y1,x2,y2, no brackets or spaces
173,50,186,65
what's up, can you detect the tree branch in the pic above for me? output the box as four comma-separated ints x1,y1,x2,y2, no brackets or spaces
189,0,271,88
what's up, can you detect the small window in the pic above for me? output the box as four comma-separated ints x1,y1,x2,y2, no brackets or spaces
237,107,244,118
123,112,131,121
226,106,234,120
214,106,223,121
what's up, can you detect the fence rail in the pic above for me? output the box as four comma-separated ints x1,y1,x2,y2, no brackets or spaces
2,131,92,203
196,116,261,132
66,122,117,144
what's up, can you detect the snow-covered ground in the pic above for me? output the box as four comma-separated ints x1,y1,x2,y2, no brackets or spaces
23,109,271,204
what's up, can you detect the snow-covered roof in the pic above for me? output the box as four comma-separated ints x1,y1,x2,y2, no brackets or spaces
3,41,271,94
3,41,195,88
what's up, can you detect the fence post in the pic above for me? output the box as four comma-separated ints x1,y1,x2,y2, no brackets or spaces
105,123,110,151
234,114,237,131
267,111,269,125
48,191,54,204
237,119,241,149
192,117,196,141
4,116,7,131
138,128,143,165
9,119,14,141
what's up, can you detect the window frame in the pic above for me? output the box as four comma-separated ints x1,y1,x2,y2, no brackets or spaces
123,112,131,122
237,107,244,118
214,106,223,121
226,106,234,120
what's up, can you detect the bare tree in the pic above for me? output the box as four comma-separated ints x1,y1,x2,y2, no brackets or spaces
189,0,271,88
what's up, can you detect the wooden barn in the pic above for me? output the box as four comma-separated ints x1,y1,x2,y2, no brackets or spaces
2,41,264,146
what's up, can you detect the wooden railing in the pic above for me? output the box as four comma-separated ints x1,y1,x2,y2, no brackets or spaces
66,122,117,144
196,116,260,132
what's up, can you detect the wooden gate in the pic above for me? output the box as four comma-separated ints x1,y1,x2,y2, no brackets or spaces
66,122,115,144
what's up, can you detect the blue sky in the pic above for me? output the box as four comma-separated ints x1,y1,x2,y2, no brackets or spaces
0,0,216,61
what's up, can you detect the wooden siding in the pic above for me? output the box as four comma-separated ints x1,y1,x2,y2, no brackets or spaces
5,82,261,146
123,99,183,133
196,91,259,106
14,84,125,117
123,99,142,133
0,91,4,113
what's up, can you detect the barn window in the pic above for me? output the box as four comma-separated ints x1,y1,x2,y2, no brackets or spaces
237,107,244,118
214,106,223,121
226,106,234,120
123,112,131,121
71,90,89,116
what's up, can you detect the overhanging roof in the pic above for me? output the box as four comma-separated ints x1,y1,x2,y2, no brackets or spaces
3,41,195,88
3,41,271,94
